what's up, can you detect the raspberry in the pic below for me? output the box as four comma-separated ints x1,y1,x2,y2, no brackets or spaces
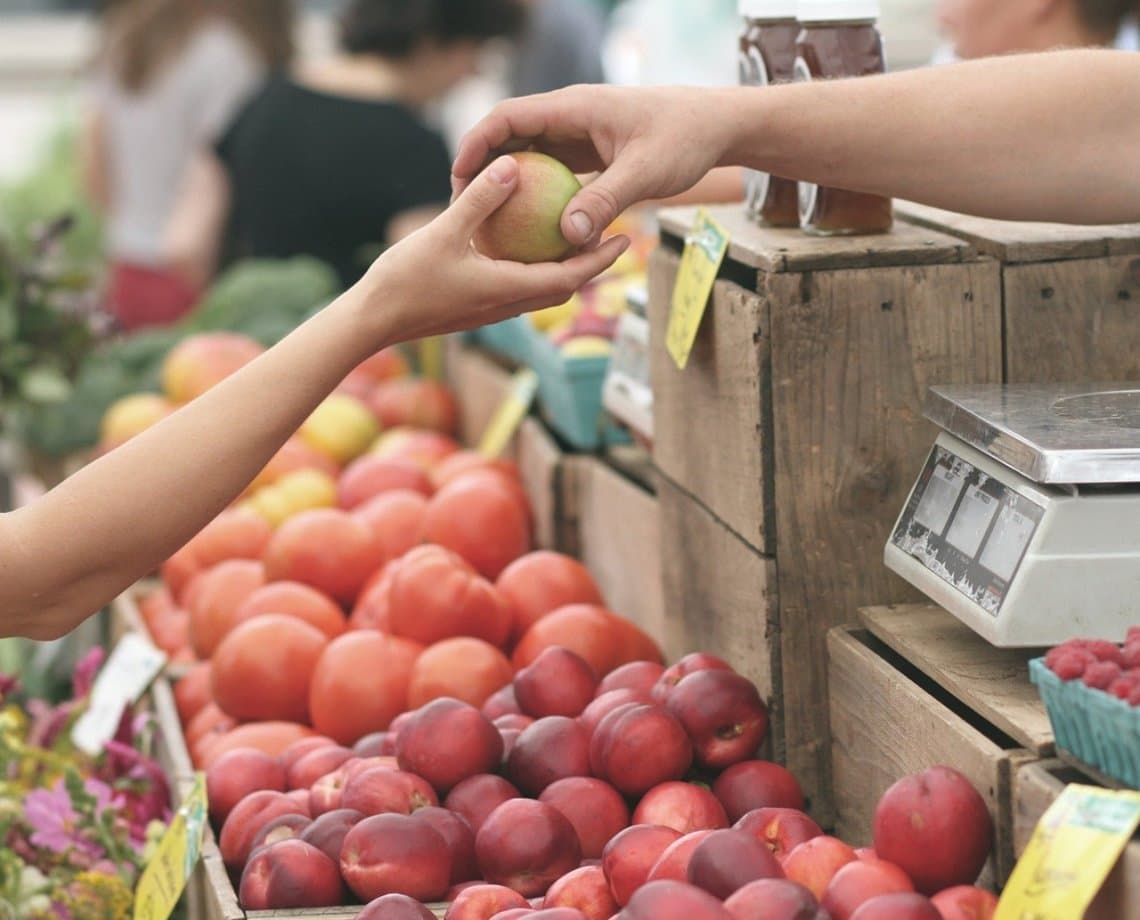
1127,626,1140,645
1083,661,1122,690
1109,677,1134,700
1128,685,1140,707
1051,651,1093,681
1122,641,1140,669
1069,639,1125,665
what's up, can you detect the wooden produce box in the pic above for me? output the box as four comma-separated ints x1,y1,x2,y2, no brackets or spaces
829,605,1055,885
1012,760,1140,919
898,203,1140,382
650,205,1003,823
562,453,667,647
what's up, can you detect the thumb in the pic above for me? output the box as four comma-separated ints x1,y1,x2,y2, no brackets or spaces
446,155,519,239
561,157,646,246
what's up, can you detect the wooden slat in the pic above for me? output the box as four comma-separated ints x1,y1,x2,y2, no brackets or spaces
770,260,1004,826
859,604,1053,755
657,476,778,754
1003,257,1140,383
444,337,515,446
515,417,562,550
648,247,772,553
657,205,974,273
564,457,667,646
897,201,1140,263
828,626,1023,886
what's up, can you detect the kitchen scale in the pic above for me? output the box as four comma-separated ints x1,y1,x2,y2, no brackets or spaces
884,383,1140,647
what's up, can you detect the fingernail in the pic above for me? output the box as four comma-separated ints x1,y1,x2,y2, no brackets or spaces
569,211,594,241
488,156,517,184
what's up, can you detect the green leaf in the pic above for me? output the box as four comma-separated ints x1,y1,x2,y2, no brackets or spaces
19,365,71,403
0,293,15,342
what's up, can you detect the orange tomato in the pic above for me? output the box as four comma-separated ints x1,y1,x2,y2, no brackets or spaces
407,637,514,710
262,508,384,606
512,604,629,676
421,473,532,580
174,661,213,726
495,551,605,643
353,490,428,565
201,722,316,769
233,581,347,640
187,560,266,658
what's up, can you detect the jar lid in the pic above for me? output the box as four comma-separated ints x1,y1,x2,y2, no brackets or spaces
739,0,798,17
796,0,880,21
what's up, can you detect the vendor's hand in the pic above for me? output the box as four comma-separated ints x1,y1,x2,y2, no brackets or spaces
359,154,630,344
452,86,731,247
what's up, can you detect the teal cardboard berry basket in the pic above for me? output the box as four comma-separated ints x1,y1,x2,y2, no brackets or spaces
1030,657,1140,788
469,317,533,366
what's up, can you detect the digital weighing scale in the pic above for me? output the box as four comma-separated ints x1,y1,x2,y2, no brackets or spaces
884,384,1140,647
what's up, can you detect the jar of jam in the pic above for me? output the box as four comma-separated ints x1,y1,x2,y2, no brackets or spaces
739,0,800,227
794,0,892,235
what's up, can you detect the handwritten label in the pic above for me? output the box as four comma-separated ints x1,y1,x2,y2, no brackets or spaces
996,783,1140,919
666,209,729,370
134,773,208,920
478,368,539,458
72,632,167,756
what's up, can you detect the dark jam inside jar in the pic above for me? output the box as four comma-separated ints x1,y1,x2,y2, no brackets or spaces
796,21,892,235
751,20,800,227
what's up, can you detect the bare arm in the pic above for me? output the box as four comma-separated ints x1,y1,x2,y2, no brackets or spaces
78,108,111,213
164,150,231,288
453,51,1140,246
0,156,629,641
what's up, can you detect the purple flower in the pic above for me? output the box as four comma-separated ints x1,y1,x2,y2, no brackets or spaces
24,781,102,860
73,647,105,698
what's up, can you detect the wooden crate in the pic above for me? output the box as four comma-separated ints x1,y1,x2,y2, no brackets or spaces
1012,759,1140,918
828,619,1042,885
651,205,1003,822
562,455,666,645
897,202,1140,382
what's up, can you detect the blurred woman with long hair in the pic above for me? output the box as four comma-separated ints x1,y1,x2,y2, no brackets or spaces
82,0,295,330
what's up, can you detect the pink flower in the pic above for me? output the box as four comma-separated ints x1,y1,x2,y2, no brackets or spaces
72,647,105,699
24,781,100,859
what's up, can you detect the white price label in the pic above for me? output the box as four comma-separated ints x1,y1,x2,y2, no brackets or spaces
72,632,167,755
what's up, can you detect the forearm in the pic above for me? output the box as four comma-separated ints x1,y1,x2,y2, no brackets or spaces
721,50,1140,224
0,285,390,640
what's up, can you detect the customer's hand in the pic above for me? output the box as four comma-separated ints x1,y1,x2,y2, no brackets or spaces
452,86,731,247
358,154,630,345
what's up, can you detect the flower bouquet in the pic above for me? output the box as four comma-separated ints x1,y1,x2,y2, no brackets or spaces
0,647,176,919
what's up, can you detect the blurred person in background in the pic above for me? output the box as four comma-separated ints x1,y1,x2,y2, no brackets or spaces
509,0,607,97
81,0,294,331
166,0,524,292
933,0,1139,62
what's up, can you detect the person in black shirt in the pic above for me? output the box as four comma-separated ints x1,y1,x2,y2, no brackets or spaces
166,0,524,290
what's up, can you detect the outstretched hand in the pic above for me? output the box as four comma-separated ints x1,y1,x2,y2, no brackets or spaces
363,153,631,343
451,86,730,248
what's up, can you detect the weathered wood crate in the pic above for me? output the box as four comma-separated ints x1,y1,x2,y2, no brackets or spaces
898,202,1140,382
828,604,1056,885
1012,759,1140,918
650,205,1003,823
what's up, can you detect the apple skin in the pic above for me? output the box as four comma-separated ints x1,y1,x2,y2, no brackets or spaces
473,152,582,264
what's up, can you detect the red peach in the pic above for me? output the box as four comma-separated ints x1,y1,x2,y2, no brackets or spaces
665,670,768,769
713,760,805,822
930,885,999,920
783,836,858,901
601,824,683,906
687,829,784,899
415,806,479,884
483,685,523,719
444,883,529,920
651,653,734,704
539,777,630,860
589,704,693,797
823,859,915,920
633,782,729,835
647,830,716,884
578,690,652,736
495,714,535,731
850,893,941,920
507,716,592,795
620,880,732,919
543,864,619,920
341,813,451,902
248,814,312,856
285,789,312,817
355,732,396,757
300,808,365,863
280,736,338,774
219,790,308,874
358,893,437,919
239,838,345,909
342,767,439,816
872,767,994,896
735,807,824,861
596,661,666,698
396,698,504,794
476,799,582,897
445,774,522,835
206,748,286,825
724,878,823,919
514,647,598,719
287,745,354,791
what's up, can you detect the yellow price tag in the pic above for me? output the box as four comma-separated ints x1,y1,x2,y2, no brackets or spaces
419,336,444,381
996,783,1140,920
478,368,539,458
134,773,208,920
666,208,730,370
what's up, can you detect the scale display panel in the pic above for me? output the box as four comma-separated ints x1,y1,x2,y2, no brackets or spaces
891,444,1045,616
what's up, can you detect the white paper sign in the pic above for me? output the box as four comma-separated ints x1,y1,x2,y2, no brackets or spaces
72,632,167,755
